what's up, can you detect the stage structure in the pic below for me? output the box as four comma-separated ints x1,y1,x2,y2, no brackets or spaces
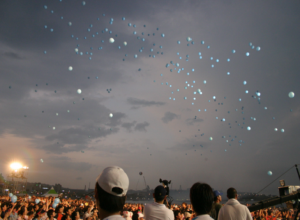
7,163,29,194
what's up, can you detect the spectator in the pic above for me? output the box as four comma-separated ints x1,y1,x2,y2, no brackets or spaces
94,166,129,220
10,204,21,220
123,209,133,220
210,190,222,220
27,212,35,220
55,205,64,220
47,210,56,220
17,206,27,220
70,210,79,220
143,185,174,220
218,187,252,220
1,202,8,219
189,182,214,220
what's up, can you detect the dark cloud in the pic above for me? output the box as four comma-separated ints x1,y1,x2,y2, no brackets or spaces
162,112,179,123
106,112,126,127
127,97,165,108
186,118,204,125
134,122,150,132
121,121,136,132
167,139,209,152
3,52,23,59
47,156,94,172
76,177,82,180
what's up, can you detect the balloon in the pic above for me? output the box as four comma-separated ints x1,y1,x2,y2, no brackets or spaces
9,193,13,197
11,195,17,203
28,196,31,199
139,172,143,175
35,199,40,204
54,198,60,204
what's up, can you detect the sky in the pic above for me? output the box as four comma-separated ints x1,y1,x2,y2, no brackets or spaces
0,0,300,196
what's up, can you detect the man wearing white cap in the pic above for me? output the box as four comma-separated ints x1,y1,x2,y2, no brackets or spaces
95,166,129,220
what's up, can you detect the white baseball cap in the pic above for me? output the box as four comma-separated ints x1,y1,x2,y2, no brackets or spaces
96,166,129,197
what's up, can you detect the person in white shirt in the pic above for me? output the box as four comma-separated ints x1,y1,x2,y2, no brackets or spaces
218,188,252,220
189,182,214,220
143,185,174,220
94,166,129,220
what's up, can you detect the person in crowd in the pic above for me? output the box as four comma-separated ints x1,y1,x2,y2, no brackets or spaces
82,204,94,220
189,182,214,220
10,204,21,220
55,205,64,220
27,212,35,220
34,210,46,220
70,209,80,220
143,185,174,220
218,187,252,220
91,209,98,220
123,208,133,220
46,210,56,220
210,190,222,220
63,208,72,217
17,206,27,220
1,203,8,219
94,166,129,220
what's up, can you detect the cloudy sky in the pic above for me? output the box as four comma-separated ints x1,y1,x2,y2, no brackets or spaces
0,0,300,195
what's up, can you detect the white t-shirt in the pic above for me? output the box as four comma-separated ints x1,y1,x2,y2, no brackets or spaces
123,211,133,220
103,215,125,220
143,202,174,220
192,214,214,220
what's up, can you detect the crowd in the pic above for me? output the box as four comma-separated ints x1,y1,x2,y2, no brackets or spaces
0,166,299,220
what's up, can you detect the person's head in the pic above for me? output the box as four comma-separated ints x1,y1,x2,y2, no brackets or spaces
62,214,71,220
18,206,27,216
153,185,167,203
182,202,187,208
71,210,80,220
227,188,237,199
190,182,214,215
35,204,39,211
92,209,98,216
14,204,21,213
65,207,72,215
94,166,129,214
267,210,272,216
27,211,35,220
213,190,222,203
55,204,64,214
47,210,55,219
1,202,7,212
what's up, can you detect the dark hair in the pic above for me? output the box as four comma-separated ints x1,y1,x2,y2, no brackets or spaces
62,215,70,220
14,204,21,211
71,209,79,220
64,207,71,214
55,204,64,213
27,211,34,217
47,210,54,218
190,182,214,215
227,188,237,199
27,205,34,212
95,182,126,213
18,206,26,216
1,202,8,208
267,210,272,215
154,194,165,203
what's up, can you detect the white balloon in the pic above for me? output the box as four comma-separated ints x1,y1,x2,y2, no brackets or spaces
109,38,115,43
77,89,82,94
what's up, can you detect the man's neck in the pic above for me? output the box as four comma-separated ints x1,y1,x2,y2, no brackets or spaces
154,200,164,205
99,208,120,220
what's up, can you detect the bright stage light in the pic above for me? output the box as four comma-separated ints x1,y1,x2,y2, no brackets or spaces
10,162,22,170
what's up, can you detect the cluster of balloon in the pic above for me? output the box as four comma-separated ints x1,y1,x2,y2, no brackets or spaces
139,172,143,175
52,198,60,208
11,195,17,203
35,199,40,204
